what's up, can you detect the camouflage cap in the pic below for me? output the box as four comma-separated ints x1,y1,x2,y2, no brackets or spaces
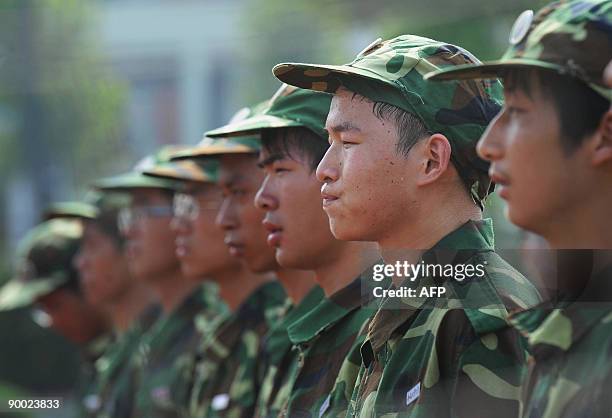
43,201,98,221
171,103,265,160
0,219,83,311
273,35,503,202
426,0,612,100
206,85,332,139
142,159,218,184
94,146,185,192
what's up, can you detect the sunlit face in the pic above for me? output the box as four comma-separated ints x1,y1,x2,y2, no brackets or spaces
216,154,278,273
316,88,419,242
122,188,179,281
36,289,108,344
477,73,589,238
255,138,344,269
171,181,241,279
75,222,132,307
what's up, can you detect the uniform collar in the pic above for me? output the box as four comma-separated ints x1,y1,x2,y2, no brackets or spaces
264,285,325,355
287,276,368,345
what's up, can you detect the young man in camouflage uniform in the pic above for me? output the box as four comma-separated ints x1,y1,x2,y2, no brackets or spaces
206,85,381,417
93,146,209,418
275,34,541,417
138,154,277,417
67,193,155,416
428,1,612,416
171,124,310,417
0,217,111,417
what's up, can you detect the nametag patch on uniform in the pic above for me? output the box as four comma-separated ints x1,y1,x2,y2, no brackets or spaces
212,393,230,411
151,386,172,408
406,382,421,406
83,394,101,412
319,394,331,417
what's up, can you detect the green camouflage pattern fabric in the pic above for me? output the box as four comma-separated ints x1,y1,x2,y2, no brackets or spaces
347,220,541,418
508,253,612,418
254,285,325,418
273,35,503,203
87,305,160,418
188,281,286,417
79,334,113,417
206,85,332,140
143,158,219,184
0,218,83,311
95,146,186,191
129,283,227,418
281,270,383,418
426,0,612,100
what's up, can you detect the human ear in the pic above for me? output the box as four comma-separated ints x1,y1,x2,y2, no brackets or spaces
591,110,612,166
416,134,452,186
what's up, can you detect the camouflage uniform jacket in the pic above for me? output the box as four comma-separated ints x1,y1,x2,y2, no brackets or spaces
283,270,381,418
509,254,612,418
254,285,325,418
130,283,227,418
189,281,286,417
347,219,541,418
79,334,112,417
90,305,161,418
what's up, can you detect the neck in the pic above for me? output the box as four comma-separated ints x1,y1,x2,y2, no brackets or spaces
315,241,380,296
214,265,274,311
108,284,155,334
149,268,197,314
544,196,612,249
378,190,481,255
276,268,317,304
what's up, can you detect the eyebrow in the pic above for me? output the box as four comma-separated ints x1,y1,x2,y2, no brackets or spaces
326,121,362,135
257,153,286,169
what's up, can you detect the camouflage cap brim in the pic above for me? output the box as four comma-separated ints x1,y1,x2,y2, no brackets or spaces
142,160,217,184
43,201,99,221
426,58,611,100
424,58,562,81
0,275,68,312
206,114,303,138
94,171,179,192
273,62,399,95
170,137,261,160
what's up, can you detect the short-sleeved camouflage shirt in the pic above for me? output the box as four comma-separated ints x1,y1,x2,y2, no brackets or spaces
254,285,325,418
282,270,381,418
509,252,612,418
347,220,541,418
189,281,286,418
130,283,226,418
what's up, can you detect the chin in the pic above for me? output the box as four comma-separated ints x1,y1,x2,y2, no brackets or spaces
276,249,307,270
330,219,365,242
506,206,541,237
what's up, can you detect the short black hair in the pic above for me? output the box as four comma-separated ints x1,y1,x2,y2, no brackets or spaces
372,101,433,157
504,69,609,154
260,127,329,172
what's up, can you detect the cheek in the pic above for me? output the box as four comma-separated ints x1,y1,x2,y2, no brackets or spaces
343,149,403,211
242,202,266,237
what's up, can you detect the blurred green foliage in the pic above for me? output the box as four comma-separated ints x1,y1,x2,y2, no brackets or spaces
238,0,549,104
0,0,120,399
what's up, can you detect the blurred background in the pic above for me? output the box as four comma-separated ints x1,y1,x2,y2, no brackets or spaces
0,0,547,415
